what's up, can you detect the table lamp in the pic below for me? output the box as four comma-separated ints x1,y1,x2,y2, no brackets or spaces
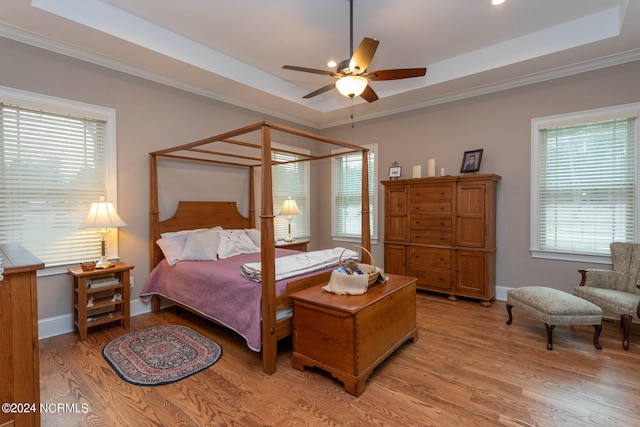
80,197,127,269
278,197,300,242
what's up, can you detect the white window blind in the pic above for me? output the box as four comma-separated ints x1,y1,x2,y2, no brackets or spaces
532,106,638,260
272,148,309,240
0,94,115,267
332,144,377,241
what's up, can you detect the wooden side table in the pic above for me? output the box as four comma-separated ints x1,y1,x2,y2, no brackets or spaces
68,262,134,340
290,274,418,396
276,240,308,252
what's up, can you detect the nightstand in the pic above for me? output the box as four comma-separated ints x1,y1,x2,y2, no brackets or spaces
276,240,308,252
68,261,134,340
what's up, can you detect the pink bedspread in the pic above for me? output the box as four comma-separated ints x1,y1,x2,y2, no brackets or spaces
140,249,326,351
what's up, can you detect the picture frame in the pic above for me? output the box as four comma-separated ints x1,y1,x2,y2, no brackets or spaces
460,149,483,173
389,165,402,179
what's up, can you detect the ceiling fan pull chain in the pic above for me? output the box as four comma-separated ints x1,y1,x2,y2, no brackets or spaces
350,99,356,129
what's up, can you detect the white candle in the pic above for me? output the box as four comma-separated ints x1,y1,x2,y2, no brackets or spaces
427,158,436,177
440,167,445,176
412,165,421,178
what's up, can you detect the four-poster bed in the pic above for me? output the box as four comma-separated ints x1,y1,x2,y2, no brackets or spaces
145,121,371,374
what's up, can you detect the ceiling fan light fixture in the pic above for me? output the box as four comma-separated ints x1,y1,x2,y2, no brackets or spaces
335,75,368,98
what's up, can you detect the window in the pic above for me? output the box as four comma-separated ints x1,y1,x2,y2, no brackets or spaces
272,145,309,241
0,86,117,272
331,143,377,242
531,103,639,262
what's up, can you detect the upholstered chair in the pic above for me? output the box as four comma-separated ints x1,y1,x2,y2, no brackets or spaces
574,242,640,350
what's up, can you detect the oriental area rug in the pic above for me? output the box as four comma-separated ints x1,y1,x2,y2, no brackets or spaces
103,325,222,386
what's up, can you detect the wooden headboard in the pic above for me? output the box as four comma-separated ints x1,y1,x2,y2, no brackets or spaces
151,201,253,268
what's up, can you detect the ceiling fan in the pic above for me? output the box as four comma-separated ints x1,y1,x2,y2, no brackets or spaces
283,0,427,103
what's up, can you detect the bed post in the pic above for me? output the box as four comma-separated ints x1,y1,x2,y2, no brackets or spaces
150,153,160,269
260,123,278,375
361,149,371,263
249,165,256,228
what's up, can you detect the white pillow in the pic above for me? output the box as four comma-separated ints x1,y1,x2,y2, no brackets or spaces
160,225,222,239
217,230,260,259
156,234,189,266
244,228,261,248
179,230,221,261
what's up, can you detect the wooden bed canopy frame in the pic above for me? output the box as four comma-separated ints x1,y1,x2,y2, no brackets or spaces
149,121,371,374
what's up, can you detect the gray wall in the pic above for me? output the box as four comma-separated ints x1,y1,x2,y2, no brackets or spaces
2,35,640,325
317,60,640,294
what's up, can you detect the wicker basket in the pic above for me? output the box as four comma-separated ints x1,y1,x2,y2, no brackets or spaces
338,245,379,287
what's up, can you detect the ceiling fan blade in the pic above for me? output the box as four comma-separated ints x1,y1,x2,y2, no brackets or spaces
362,68,427,81
349,37,379,74
283,65,342,78
302,82,337,99
360,85,379,103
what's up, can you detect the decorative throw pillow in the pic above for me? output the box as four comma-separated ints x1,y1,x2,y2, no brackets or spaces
217,230,260,259
244,228,261,248
161,226,222,239
156,234,189,266
179,230,221,261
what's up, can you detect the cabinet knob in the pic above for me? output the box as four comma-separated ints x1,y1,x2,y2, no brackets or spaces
439,257,444,261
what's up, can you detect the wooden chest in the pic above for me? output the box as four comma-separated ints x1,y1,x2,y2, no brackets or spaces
290,274,418,396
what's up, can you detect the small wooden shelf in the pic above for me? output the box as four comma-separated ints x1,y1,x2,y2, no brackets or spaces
68,261,134,340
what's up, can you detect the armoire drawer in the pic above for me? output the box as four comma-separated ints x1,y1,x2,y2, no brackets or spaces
410,216,452,231
410,185,452,202
409,230,453,245
408,247,451,268
410,202,452,216
408,265,452,291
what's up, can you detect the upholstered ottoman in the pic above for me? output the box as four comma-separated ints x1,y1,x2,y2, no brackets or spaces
506,286,603,350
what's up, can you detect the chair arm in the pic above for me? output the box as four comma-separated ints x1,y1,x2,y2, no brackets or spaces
578,269,616,288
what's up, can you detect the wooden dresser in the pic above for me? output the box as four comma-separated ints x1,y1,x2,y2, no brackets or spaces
381,174,500,305
0,243,44,427
290,274,418,396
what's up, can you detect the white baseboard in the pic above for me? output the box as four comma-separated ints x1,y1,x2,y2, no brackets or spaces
38,288,511,340
38,298,152,340
496,285,508,302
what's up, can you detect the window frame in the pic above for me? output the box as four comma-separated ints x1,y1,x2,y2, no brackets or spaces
331,143,378,244
0,85,118,276
530,102,640,264
271,143,310,241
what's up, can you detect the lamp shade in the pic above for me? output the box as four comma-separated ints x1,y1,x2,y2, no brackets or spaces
335,75,368,98
80,197,127,229
278,197,300,216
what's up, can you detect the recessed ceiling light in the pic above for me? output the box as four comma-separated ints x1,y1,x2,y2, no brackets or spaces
327,60,337,68
491,0,505,5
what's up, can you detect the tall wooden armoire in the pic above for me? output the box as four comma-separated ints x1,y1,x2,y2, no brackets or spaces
382,174,500,306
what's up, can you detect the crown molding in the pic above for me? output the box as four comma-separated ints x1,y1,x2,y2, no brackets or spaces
2,23,639,130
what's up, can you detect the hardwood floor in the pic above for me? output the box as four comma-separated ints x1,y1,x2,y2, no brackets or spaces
39,292,640,426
